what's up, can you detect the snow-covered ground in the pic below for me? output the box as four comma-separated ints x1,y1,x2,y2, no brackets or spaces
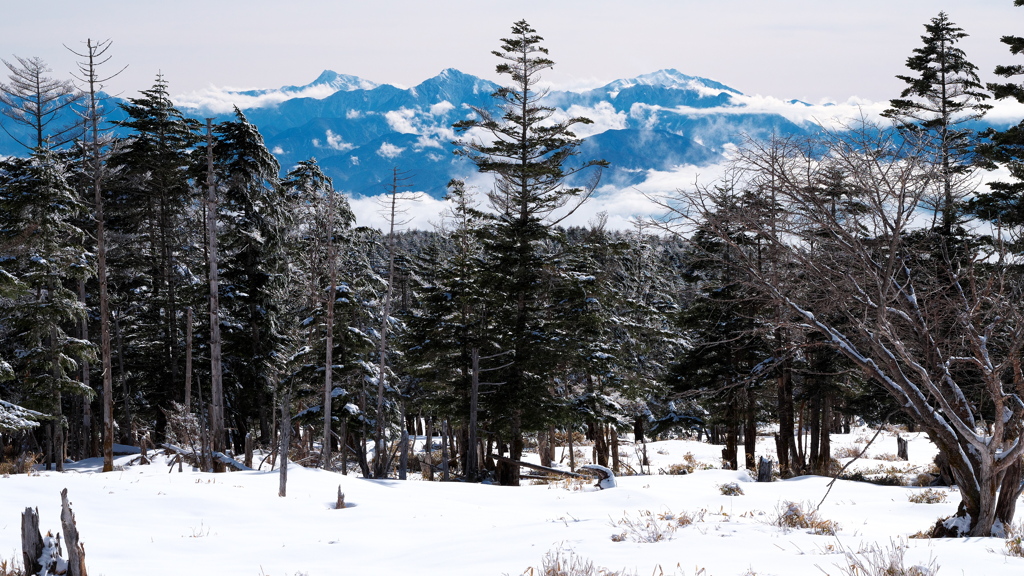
2,428,1021,576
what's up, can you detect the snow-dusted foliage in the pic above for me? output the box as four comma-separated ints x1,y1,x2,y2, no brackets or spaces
0,398,42,432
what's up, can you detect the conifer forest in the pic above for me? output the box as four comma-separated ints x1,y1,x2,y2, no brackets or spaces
7,8,1024,547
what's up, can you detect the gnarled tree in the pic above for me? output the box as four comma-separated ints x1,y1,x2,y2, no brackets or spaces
665,125,1024,537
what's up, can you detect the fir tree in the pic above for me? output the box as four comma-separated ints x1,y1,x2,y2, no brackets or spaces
213,108,287,448
106,74,201,434
0,148,95,468
453,19,606,485
882,11,990,236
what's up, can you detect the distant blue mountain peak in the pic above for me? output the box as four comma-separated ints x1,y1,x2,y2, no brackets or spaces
601,69,742,97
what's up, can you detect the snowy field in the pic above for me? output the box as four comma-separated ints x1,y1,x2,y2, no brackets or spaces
2,428,1022,576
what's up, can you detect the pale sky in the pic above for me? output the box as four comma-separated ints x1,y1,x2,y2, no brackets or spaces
4,1,1023,104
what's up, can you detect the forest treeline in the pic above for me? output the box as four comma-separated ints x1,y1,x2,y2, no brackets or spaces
5,9,1024,537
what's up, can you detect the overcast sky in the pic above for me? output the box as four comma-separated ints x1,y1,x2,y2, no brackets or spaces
4,1,1023,104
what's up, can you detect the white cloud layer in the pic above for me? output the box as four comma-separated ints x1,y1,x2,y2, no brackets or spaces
173,84,342,114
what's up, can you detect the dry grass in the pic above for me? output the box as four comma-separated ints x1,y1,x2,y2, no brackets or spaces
0,557,24,576
0,451,39,476
772,501,839,535
660,452,714,475
831,539,938,576
609,509,700,543
907,489,947,504
517,548,635,576
834,446,862,458
1005,523,1024,557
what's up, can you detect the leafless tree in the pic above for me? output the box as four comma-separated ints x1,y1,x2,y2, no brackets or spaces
660,123,1024,536
67,39,123,473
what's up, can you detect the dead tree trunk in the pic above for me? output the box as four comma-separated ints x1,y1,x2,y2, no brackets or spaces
60,489,87,576
21,507,43,576
205,119,226,472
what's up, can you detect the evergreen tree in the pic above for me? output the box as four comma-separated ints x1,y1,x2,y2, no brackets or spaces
106,75,201,435
453,19,606,486
213,108,287,448
0,148,95,469
972,0,1024,232
882,11,990,236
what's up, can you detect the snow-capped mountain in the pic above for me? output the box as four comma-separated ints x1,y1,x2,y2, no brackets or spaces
0,68,878,198
199,68,823,196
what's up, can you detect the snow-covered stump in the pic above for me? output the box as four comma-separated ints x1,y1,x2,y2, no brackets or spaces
757,456,773,482
897,435,908,461
335,486,346,510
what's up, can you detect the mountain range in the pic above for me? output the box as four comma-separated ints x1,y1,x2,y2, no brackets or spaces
0,68,862,198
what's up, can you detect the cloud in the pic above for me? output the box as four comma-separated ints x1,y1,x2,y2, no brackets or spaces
174,84,341,114
377,142,405,158
563,102,627,138
349,191,448,231
429,100,455,116
324,130,353,151
346,109,363,119
271,146,284,155
385,109,419,134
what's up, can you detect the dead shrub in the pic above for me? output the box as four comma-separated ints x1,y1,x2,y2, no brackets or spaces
718,482,744,496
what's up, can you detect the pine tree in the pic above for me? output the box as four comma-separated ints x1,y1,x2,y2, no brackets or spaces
453,19,606,486
882,11,990,236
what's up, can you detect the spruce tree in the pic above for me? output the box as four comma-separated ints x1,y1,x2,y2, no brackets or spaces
882,12,990,236
453,20,606,486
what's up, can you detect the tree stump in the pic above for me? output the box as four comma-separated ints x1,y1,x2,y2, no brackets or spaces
335,486,346,509
61,488,87,576
757,456,773,482
897,435,909,461
21,506,43,576
244,433,253,469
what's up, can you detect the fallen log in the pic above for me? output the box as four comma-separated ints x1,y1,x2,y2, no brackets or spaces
159,443,252,472
490,455,586,478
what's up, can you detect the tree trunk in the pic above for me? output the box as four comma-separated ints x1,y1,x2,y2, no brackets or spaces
60,489,87,576
184,307,193,410
205,119,226,472
279,388,290,497
21,507,43,576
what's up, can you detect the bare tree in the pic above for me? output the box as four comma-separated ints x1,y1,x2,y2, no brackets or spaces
371,167,419,479
67,39,123,473
662,123,1024,536
0,55,81,150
